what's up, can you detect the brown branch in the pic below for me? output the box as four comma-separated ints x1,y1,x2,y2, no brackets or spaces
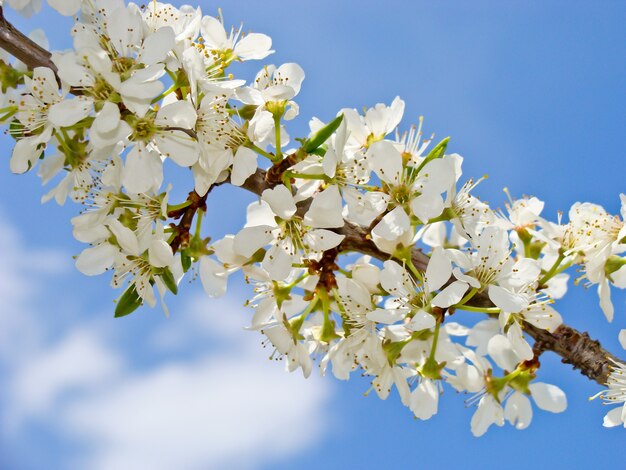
168,190,207,254
0,7,56,71
0,13,621,387
240,170,622,386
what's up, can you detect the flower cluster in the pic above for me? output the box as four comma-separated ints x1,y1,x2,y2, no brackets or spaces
1,0,625,435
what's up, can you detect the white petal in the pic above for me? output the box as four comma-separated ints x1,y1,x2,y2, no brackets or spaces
367,308,407,324
425,247,452,292
139,27,175,65
200,15,228,49
507,322,533,361
48,97,92,128
75,244,117,276
371,206,412,253
489,285,529,313
303,229,344,252
612,265,626,288
368,140,402,185
199,257,228,297
380,260,412,298
431,280,469,308
122,146,163,194
523,304,562,332
471,396,504,437
504,392,533,430
406,310,436,331
410,193,444,223
108,219,140,256
231,147,258,186
107,5,143,57
10,137,41,174
262,185,296,220
603,407,624,427
529,382,567,413
233,225,274,258
154,130,199,166
304,185,344,228
410,379,439,420
453,267,481,289
598,279,614,322
52,52,94,88
149,239,174,268
262,244,294,281
234,33,273,60
274,63,305,96
155,100,197,129
487,334,519,372
93,101,122,134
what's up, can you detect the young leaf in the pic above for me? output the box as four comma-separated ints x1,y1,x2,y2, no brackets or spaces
303,114,343,153
161,268,179,295
114,285,142,318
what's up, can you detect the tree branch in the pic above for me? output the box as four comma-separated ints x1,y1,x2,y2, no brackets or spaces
0,7,56,71
0,14,621,387
167,190,207,254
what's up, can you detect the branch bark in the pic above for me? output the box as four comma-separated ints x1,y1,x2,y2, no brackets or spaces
0,7,56,71
0,13,620,387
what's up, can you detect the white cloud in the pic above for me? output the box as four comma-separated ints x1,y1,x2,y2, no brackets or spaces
0,210,70,364
57,294,333,470
62,348,330,470
7,329,123,425
0,211,335,470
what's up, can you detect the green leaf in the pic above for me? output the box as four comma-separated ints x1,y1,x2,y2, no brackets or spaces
303,114,343,153
161,268,178,295
114,285,142,318
414,136,450,175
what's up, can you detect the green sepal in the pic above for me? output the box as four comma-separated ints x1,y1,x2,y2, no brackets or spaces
382,338,411,366
234,104,258,120
320,317,341,343
114,285,142,318
8,119,25,140
0,60,23,92
419,356,447,380
509,370,535,395
303,114,344,153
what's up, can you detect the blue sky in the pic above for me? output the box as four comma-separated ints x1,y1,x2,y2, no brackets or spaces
0,1,625,469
